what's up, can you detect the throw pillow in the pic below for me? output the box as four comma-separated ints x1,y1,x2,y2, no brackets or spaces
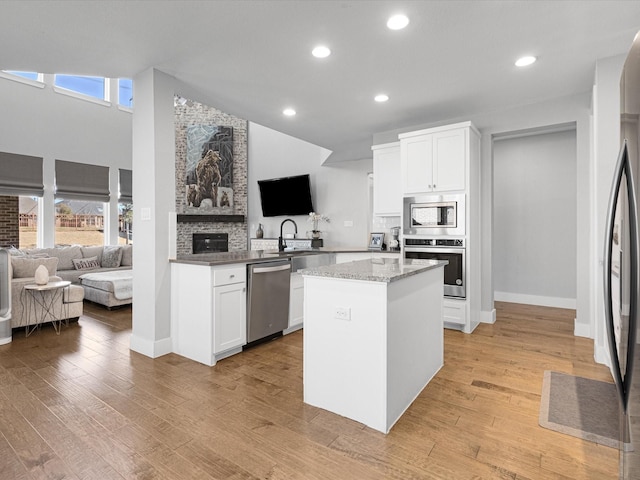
120,244,133,267
102,246,123,268
81,245,104,264
72,256,101,270
7,246,25,256
10,256,59,279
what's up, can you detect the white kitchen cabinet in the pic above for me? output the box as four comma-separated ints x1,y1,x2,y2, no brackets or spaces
171,262,247,366
372,142,401,216
213,282,247,354
287,272,304,331
399,124,467,195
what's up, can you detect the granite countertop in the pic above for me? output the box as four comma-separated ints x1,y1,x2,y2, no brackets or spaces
170,247,401,267
300,258,448,283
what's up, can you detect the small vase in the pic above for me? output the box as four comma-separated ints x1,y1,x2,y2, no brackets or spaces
256,223,264,239
311,230,321,239
34,264,49,285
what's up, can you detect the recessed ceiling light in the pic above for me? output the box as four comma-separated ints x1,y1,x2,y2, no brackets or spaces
312,46,331,58
515,55,537,67
283,108,296,116
387,14,409,30
374,94,389,103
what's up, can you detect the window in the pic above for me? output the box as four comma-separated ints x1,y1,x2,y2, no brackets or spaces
55,199,104,246
19,196,39,249
118,202,133,245
118,78,133,108
54,74,106,100
2,70,42,82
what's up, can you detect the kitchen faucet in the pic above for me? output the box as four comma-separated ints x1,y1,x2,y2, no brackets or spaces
278,218,298,252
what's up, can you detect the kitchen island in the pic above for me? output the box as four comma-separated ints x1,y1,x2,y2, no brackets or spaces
301,257,447,434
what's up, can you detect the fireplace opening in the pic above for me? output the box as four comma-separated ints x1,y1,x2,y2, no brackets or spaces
193,233,228,254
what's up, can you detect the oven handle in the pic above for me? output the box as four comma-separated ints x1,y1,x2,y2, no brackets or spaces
404,247,465,254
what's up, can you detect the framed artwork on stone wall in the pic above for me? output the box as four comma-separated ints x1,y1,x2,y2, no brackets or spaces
185,125,234,212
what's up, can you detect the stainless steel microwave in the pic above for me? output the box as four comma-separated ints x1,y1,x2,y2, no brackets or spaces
403,194,465,236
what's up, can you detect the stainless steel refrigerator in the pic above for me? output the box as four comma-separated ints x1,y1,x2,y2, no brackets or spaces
604,30,640,479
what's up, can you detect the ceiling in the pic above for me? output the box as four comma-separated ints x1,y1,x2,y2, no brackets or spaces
1,1,640,163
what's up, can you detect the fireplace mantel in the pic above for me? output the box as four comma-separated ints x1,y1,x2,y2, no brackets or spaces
177,214,245,223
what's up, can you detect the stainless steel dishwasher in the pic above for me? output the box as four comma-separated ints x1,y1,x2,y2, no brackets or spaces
246,260,291,345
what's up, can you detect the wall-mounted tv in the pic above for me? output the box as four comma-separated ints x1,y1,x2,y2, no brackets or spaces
258,174,314,217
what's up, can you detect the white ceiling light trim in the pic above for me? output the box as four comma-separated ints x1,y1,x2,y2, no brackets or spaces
387,14,409,30
283,108,297,116
374,94,389,102
515,55,537,67
312,45,331,58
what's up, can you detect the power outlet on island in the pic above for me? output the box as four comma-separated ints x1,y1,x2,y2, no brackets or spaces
334,306,351,321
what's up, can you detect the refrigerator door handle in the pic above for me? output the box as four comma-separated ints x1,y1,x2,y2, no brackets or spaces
604,140,639,412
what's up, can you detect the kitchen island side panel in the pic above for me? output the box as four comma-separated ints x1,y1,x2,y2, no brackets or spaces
386,267,444,428
303,276,388,432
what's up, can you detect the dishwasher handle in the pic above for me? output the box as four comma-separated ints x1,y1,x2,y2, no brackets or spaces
252,264,291,274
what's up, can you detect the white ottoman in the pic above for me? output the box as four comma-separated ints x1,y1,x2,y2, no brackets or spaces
79,270,133,309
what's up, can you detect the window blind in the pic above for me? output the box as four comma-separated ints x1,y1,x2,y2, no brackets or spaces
0,151,44,196
55,160,110,202
119,169,132,203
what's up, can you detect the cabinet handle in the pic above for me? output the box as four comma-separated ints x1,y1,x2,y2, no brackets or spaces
242,287,246,293
229,274,235,279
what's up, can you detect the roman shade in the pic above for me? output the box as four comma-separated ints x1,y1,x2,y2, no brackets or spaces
0,151,44,196
119,168,132,203
55,160,110,202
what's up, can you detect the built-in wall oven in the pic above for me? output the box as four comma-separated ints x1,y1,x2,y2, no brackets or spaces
404,238,465,298
403,194,465,236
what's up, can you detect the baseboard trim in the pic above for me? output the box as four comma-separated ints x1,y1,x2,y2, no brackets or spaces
480,308,496,324
574,320,592,339
494,291,576,310
130,334,172,358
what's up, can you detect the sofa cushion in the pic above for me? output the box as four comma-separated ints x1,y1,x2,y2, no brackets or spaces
24,246,83,271
81,245,104,264
121,244,133,266
72,256,101,270
11,256,59,278
102,246,123,268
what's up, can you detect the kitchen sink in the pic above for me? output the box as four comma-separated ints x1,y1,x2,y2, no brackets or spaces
290,252,336,271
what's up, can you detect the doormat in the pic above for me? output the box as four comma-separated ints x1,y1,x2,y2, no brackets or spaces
539,370,620,448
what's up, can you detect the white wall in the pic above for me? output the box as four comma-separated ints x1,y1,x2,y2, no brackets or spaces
0,74,132,246
493,129,577,308
248,122,372,247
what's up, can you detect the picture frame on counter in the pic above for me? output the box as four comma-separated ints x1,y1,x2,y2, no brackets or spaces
368,232,385,250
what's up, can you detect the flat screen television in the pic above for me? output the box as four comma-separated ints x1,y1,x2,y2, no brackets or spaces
258,174,314,217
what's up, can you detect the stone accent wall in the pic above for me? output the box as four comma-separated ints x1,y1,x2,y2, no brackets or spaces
174,100,248,255
0,196,19,248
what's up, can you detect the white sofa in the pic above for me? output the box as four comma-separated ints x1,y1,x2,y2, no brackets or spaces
17,244,132,284
9,256,84,329
8,244,133,328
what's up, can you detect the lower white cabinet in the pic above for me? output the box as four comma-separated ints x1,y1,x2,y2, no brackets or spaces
171,262,247,366
443,298,466,328
213,281,246,354
288,272,304,331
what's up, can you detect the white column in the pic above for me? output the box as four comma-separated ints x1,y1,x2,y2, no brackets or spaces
129,68,176,358
41,155,56,247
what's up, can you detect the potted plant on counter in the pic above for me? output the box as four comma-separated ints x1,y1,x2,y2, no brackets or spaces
307,212,330,239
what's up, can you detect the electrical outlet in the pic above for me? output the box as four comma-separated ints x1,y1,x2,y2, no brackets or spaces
334,306,351,320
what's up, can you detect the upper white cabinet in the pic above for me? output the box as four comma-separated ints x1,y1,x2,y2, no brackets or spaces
372,142,401,216
399,124,468,195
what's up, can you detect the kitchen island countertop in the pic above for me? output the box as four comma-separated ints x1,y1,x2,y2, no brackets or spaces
300,257,447,283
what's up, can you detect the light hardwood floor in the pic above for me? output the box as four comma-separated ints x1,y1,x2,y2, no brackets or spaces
0,301,618,479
